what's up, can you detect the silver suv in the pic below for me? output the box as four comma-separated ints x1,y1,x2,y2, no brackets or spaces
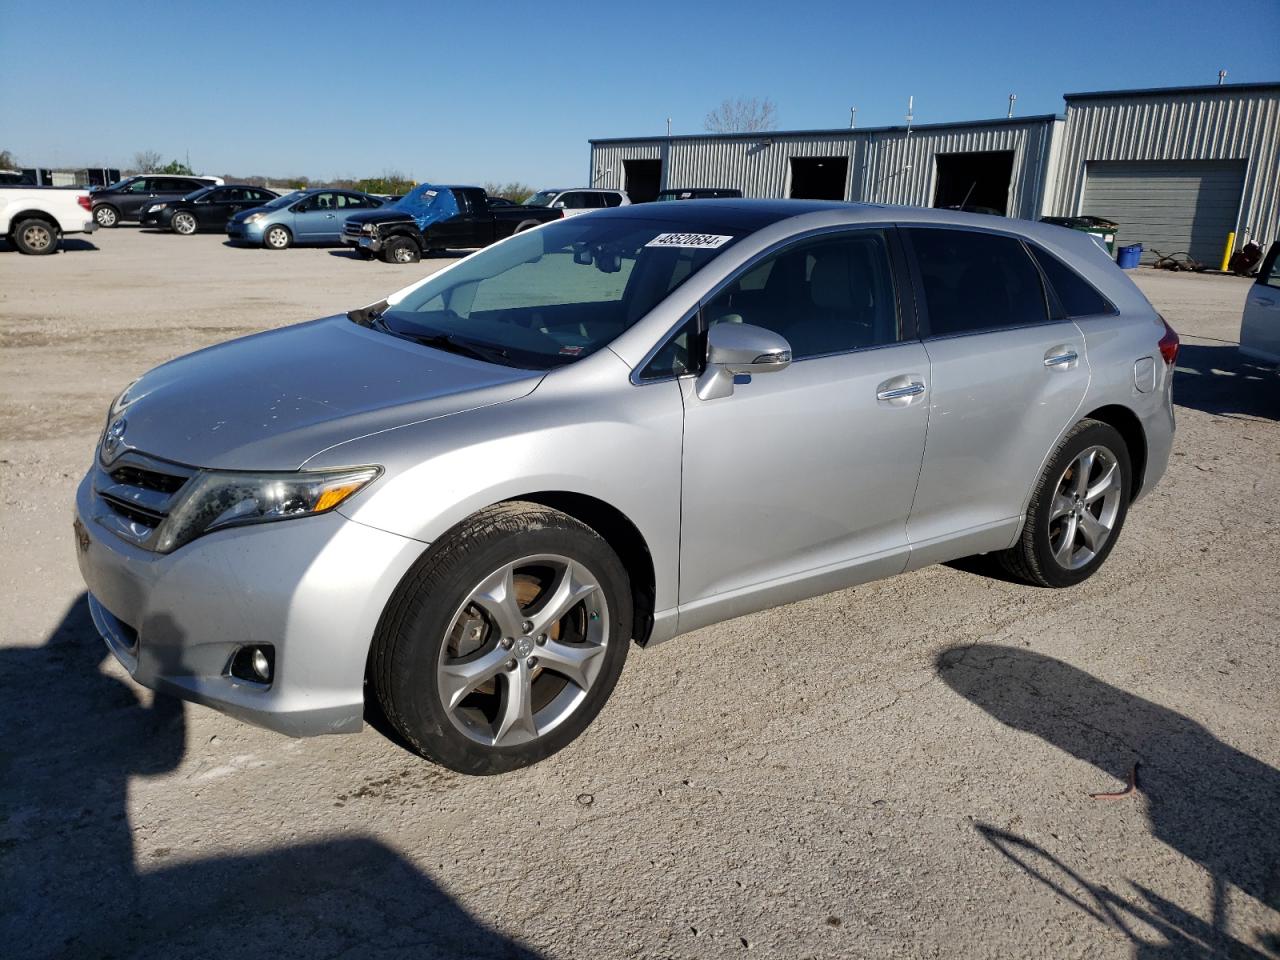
75,202,1177,773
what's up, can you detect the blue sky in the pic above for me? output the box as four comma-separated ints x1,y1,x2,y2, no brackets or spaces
1,0,1277,184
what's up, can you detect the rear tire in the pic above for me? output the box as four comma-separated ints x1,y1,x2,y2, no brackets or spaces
93,205,119,228
263,225,292,250
998,418,1132,588
383,237,420,264
12,218,59,255
371,502,632,774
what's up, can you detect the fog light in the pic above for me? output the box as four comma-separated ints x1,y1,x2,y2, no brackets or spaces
230,644,274,684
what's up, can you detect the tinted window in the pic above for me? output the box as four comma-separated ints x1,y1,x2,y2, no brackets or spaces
907,229,1049,336
602,192,624,207
560,192,592,209
1259,243,1280,290
247,189,273,202
155,178,193,192
125,179,152,193
204,187,233,202
701,231,899,360
1028,245,1115,317
639,314,701,381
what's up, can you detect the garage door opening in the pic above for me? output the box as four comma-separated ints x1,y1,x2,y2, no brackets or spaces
932,151,1015,215
623,159,662,204
789,157,848,200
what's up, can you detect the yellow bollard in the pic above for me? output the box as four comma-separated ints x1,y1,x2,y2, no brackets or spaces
1219,231,1236,272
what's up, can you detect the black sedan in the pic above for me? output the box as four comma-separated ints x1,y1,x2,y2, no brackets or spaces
141,185,279,234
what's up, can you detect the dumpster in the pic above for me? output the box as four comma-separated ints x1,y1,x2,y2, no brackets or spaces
1117,243,1143,269
1040,215,1119,256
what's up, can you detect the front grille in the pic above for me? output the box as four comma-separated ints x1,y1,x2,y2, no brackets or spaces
342,222,365,237
92,451,196,549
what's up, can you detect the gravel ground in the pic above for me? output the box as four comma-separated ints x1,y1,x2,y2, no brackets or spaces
1,230,1277,960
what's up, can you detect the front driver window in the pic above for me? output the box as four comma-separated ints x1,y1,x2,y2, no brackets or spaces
700,231,900,360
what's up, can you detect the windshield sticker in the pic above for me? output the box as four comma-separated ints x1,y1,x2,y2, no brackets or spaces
645,233,733,249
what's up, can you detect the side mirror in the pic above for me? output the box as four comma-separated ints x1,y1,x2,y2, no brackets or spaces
695,322,792,400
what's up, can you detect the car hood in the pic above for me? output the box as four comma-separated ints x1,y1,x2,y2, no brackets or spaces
344,208,416,229
109,315,542,471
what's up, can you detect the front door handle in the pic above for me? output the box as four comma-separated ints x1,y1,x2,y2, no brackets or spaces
876,376,926,405
1044,347,1079,369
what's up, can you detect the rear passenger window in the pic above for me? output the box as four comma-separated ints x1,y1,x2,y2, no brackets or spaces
602,192,624,207
907,229,1049,337
1029,245,1116,317
702,230,899,360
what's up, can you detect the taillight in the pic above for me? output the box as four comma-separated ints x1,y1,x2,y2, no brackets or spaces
1157,316,1180,366
77,195,92,212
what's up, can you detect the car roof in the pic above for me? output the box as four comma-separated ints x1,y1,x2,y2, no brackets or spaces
540,187,621,193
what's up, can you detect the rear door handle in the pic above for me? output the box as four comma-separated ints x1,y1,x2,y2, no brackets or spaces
876,376,926,404
1044,347,1079,368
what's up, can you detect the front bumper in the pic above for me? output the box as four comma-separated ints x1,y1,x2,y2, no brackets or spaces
226,220,265,242
342,230,381,252
74,470,425,736
138,209,169,228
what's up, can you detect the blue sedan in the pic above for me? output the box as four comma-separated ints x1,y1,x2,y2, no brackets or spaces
226,188,388,249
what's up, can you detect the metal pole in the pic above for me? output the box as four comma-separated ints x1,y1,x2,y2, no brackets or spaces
666,117,672,137
1218,69,1227,86
1007,93,1017,118
849,106,857,129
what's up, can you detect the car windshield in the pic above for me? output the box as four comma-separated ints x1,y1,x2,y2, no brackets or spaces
379,216,744,370
523,191,558,207
104,177,134,191
265,190,305,209
184,186,216,201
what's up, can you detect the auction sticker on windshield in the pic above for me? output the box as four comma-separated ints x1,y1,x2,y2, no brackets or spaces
645,233,733,249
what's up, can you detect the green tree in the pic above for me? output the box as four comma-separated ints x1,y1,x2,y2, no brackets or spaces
356,169,416,196
158,159,195,175
483,181,536,203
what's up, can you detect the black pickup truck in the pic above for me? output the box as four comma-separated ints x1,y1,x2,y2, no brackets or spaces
341,184,561,263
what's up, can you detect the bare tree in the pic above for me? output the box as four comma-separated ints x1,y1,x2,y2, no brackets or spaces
132,150,163,173
703,97,778,134
0,148,17,169
483,181,536,203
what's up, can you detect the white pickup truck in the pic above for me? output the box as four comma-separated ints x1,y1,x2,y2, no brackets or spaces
1,185,96,254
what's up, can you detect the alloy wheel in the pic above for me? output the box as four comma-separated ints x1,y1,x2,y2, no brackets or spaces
266,227,288,249
1047,445,1123,570
95,206,117,227
20,223,53,251
437,554,609,748
173,213,197,235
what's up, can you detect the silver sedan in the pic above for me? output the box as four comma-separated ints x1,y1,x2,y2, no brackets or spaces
75,201,1177,773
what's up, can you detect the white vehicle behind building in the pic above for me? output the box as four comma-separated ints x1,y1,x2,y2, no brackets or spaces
1,185,96,254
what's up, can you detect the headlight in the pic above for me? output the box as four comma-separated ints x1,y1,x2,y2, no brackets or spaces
244,212,265,224
147,203,165,213
362,223,377,233
154,466,380,553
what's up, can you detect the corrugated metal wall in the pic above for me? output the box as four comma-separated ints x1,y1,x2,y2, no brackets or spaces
858,120,1058,220
589,118,1059,219
1050,88,1280,245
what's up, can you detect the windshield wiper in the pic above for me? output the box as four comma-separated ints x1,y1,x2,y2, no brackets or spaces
375,317,511,366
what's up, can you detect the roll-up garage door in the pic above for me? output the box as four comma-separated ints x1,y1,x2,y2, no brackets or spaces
1081,160,1245,264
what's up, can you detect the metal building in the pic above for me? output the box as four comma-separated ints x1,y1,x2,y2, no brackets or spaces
588,81,1279,264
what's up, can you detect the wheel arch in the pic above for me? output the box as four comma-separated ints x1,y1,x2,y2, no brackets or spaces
514,219,542,233
7,209,59,234
509,491,657,646
1081,403,1147,500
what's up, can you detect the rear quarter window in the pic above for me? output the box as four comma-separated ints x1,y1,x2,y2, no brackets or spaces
1028,245,1117,317
906,228,1049,337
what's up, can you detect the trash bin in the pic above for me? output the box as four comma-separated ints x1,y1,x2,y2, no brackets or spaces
1040,215,1119,255
1117,243,1143,269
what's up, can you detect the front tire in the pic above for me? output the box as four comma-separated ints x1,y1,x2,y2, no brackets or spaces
93,205,120,228
382,237,420,264
263,225,292,250
12,218,59,255
171,211,198,235
999,418,1131,588
371,502,632,774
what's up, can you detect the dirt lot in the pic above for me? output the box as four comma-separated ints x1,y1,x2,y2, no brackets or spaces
1,229,1277,960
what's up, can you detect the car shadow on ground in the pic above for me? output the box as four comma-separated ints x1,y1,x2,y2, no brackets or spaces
0,595,541,960
0,238,99,254
936,644,1280,958
1173,343,1279,421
